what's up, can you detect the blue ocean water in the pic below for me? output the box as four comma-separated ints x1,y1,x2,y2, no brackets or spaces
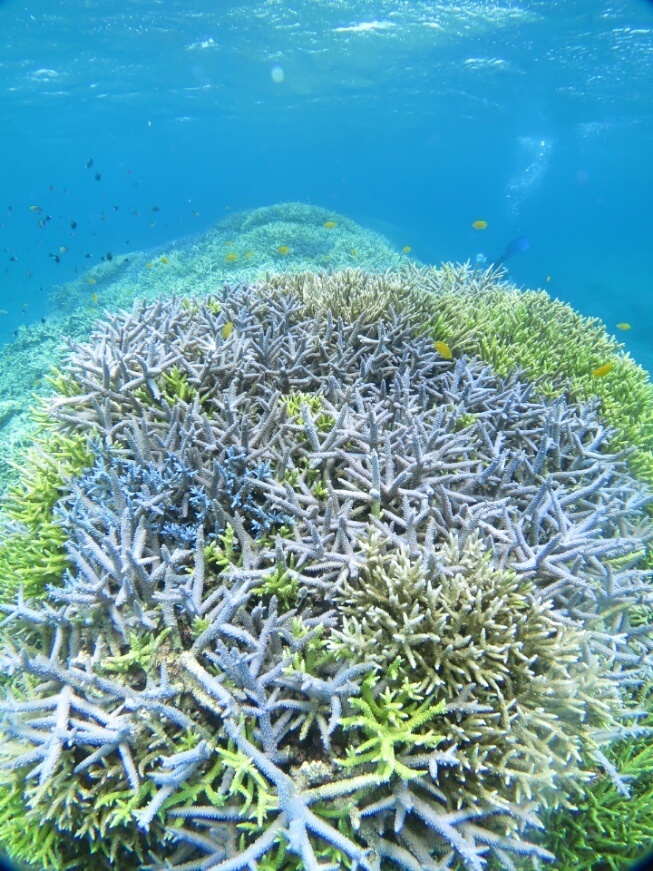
1,0,652,368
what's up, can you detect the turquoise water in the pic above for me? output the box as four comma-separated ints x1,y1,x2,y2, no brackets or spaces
1,0,652,365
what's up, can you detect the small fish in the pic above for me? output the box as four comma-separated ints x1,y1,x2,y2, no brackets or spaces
225,252,238,262
160,255,169,264
277,246,290,255
593,362,613,378
145,261,153,268
49,253,60,263
113,205,119,211
41,317,45,324
351,248,358,256
616,322,631,331
88,277,96,285
94,172,101,181
546,275,551,283
472,220,488,230
151,205,160,212
9,255,18,262
225,240,234,246
22,303,29,310
0,309,6,314
91,293,99,304
106,252,113,261
85,253,92,258
402,246,411,254
70,220,77,229
85,158,94,169
59,246,68,254
221,321,233,339
324,221,337,229
244,251,254,259
38,218,46,228
434,340,453,360
29,205,42,213
191,210,200,216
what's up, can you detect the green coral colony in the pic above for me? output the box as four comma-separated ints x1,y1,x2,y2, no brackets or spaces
1,208,653,871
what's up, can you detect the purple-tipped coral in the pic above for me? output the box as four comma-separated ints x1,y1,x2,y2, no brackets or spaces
0,279,652,870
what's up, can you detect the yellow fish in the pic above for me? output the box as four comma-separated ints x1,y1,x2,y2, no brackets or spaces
225,240,234,246
351,248,358,256
145,262,153,268
472,220,488,230
616,322,631,331
88,277,96,285
593,362,613,378
323,221,337,229
91,293,99,304
225,252,238,262
221,321,233,339
434,340,453,360
244,251,254,259
160,255,169,264
277,246,290,255
402,246,411,254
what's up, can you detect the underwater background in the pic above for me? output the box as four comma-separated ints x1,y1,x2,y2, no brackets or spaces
2,2,653,871
1,0,652,366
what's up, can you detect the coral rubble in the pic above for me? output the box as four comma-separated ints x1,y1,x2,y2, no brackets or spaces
1,274,652,871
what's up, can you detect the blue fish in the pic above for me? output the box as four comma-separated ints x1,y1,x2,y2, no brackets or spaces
494,235,530,267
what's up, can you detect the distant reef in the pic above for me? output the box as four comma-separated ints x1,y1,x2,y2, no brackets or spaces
0,203,403,489
1,204,653,871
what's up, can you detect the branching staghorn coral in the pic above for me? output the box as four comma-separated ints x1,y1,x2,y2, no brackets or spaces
329,532,617,809
541,684,653,870
0,280,652,870
0,429,94,602
267,264,653,490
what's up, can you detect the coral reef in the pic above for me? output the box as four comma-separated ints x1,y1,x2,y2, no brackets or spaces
269,264,653,490
541,684,653,871
1,279,652,871
3,207,653,505
0,205,402,494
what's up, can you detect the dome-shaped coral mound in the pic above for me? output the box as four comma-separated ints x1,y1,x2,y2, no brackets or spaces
0,276,652,871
